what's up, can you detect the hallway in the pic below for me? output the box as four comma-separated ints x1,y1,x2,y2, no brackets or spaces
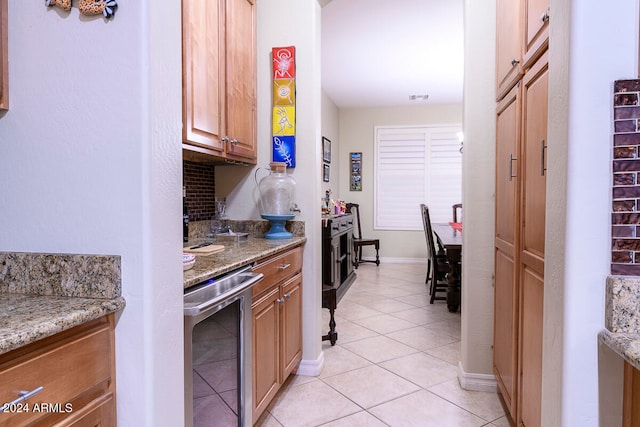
255,263,509,426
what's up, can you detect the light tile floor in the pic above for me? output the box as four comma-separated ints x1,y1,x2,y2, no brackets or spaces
255,263,510,427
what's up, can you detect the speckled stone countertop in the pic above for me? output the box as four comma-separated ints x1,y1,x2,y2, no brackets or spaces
183,236,307,289
599,276,640,369
0,252,125,356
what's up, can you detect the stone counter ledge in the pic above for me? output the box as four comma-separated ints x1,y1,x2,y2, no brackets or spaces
600,276,640,370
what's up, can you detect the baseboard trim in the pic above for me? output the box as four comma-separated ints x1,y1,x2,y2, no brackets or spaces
360,256,425,264
296,351,325,377
457,362,497,392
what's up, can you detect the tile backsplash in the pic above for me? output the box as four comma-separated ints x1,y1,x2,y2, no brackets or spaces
184,160,216,222
612,80,640,275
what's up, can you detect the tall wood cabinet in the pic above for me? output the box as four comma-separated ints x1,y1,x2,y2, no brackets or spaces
494,1,549,425
494,82,521,418
181,0,257,164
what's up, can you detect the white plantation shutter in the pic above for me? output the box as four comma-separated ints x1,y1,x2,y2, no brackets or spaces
374,125,462,230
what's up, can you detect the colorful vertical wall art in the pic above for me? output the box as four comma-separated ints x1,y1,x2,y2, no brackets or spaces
272,46,296,167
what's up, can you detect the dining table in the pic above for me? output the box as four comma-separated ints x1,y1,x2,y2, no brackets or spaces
432,223,462,312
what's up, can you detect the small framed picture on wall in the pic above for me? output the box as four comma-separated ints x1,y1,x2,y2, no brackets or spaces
322,137,331,163
323,163,330,182
350,152,362,191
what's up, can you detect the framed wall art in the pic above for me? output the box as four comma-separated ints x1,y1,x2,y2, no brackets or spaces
350,152,362,191
323,163,330,182
322,137,331,163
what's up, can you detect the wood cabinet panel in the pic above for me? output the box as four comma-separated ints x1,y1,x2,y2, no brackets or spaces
225,0,256,160
522,0,549,69
494,248,518,417
496,0,522,100
0,0,7,110
252,245,303,424
252,287,280,421
0,315,115,427
182,0,256,163
280,273,302,380
182,0,225,152
495,83,521,249
521,51,548,275
494,82,522,419
252,246,303,299
518,266,544,427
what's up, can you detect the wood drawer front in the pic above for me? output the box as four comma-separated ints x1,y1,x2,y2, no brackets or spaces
252,246,302,298
0,322,113,427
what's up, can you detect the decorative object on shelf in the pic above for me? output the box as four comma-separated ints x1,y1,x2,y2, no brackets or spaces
323,163,330,182
350,152,362,191
322,136,331,163
46,0,118,19
271,46,296,167
255,162,297,239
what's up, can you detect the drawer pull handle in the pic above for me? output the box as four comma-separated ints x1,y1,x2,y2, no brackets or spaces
278,263,291,270
1,386,44,412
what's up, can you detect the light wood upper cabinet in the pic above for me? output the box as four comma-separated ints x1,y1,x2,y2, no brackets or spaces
0,0,8,110
496,0,522,100
522,0,549,69
225,0,257,160
182,0,257,164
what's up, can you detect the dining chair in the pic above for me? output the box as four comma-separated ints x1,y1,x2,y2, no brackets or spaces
420,204,449,303
452,203,463,223
345,203,380,268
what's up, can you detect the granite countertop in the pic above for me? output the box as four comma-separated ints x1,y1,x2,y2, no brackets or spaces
599,276,640,369
0,252,125,356
183,236,307,289
0,294,126,356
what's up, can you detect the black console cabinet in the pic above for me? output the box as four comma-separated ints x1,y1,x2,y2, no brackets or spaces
321,214,357,345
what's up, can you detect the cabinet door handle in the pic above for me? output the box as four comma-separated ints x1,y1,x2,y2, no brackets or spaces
277,298,285,304
509,154,518,181
1,386,44,411
221,136,230,144
511,58,520,66
284,292,291,300
541,10,549,23
230,138,238,146
541,139,547,176
278,263,291,271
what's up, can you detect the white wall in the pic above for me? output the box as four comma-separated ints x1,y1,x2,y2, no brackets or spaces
337,104,463,261
0,1,183,426
322,90,340,198
460,0,496,380
543,1,639,425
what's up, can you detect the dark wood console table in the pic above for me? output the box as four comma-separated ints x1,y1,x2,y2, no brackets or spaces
321,214,357,345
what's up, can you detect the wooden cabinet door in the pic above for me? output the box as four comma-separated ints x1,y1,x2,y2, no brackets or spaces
520,51,548,277
280,273,302,381
522,0,549,69
225,0,257,162
496,0,522,100
252,287,280,422
517,51,547,427
182,0,225,153
518,266,544,427
494,83,521,418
